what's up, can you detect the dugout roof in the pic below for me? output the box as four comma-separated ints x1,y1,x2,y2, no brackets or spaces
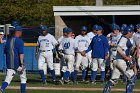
53,6,140,38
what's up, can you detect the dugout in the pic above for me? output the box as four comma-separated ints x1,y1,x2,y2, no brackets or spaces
53,6,140,38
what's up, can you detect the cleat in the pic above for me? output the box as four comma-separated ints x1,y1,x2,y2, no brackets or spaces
91,80,96,84
43,80,47,85
64,80,71,84
59,80,64,85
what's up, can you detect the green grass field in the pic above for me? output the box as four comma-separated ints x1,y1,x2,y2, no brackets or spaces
0,73,140,93
3,90,140,93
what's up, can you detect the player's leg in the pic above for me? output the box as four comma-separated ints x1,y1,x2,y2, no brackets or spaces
81,56,88,81
125,75,137,93
115,59,127,84
20,68,27,93
38,52,46,83
47,51,56,81
90,58,98,83
103,66,120,93
0,69,16,92
60,54,65,80
86,51,92,79
67,55,75,82
98,58,106,82
74,53,82,81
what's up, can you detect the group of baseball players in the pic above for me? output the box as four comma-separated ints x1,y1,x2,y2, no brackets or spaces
35,23,140,93
0,22,140,93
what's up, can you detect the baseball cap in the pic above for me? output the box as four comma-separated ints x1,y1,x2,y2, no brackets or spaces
123,26,134,35
112,24,120,30
81,26,87,31
92,25,98,30
67,28,73,33
15,26,22,32
95,25,103,31
129,24,134,30
40,26,48,31
63,27,68,33
136,24,140,29
121,24,127,31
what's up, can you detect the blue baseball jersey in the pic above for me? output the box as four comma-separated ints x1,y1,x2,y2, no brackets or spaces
86,35,109,59
5,37,24,69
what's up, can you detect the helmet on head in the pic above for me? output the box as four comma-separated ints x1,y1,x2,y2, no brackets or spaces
136,24,140,29
112,24,120,30
123,26,134,35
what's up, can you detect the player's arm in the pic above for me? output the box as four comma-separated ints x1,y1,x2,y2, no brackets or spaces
20,54,24,66
133,63,137,75
103,37,110,59
18,39,25,73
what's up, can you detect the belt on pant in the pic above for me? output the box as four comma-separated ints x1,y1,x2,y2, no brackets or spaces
40,50,51,52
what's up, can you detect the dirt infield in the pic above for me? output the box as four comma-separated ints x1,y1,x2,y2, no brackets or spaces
6,86,140,92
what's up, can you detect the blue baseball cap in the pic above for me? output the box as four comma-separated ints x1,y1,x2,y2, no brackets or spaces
14,26,22,32
129,24,134,30
136,24,140,29
63,27,68,33
92,25,98,30
94,25,103,30
121,24,127,31
81,26,87,31
123,26,134,35
67,28,73,33
40,26,48,31
112,24,120,30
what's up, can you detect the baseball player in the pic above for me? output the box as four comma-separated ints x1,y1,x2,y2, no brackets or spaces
133,24,140,69
36,26,58,84
109,24,122,77
57,27,69,80
0,26,27,93
58,28,75,84
103,26,137,93
73,26,91,82
81,25,109,84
